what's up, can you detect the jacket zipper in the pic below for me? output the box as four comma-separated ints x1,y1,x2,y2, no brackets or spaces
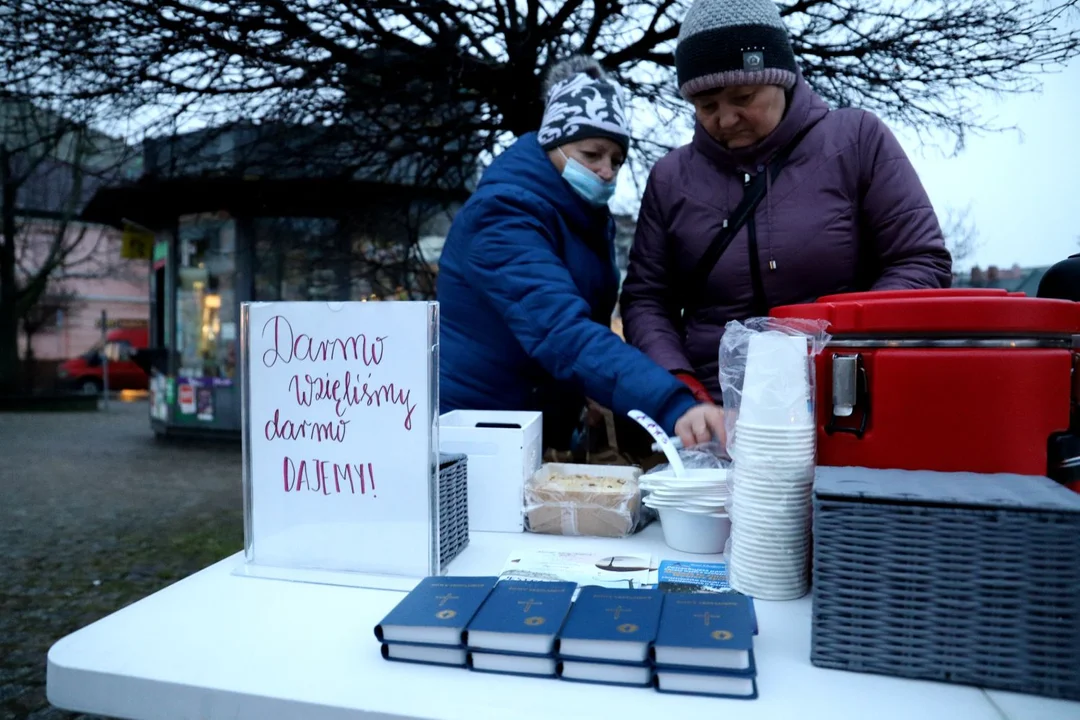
744,174,767,316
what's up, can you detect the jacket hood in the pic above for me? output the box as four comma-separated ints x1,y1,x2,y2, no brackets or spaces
478,132,610,234
691,70,831,174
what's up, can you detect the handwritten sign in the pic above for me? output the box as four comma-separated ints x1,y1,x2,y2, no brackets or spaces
241,301,438,579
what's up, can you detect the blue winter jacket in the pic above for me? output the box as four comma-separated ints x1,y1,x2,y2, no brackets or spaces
437,132,697,446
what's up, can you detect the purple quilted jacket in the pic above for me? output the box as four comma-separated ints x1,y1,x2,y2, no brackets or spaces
620,77,952,400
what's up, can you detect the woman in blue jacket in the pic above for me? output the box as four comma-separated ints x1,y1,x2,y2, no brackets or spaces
437,56,724,452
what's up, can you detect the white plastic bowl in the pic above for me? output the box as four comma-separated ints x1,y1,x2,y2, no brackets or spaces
645,496,727,515
646,468,729,484
681,496,731,510
657,507,731,554
643,488,729,500
643,480,729,493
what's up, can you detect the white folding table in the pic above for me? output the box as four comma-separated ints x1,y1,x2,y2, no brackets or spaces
47,525,1080,720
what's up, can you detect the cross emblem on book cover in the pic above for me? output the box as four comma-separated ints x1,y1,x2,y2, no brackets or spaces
606,605,630,620
695,611,734,640
518,598,542,613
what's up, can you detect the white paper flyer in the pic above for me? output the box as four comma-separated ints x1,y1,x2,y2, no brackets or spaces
499,550,657,589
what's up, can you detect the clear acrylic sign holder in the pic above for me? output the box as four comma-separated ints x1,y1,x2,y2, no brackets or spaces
234,300,441,591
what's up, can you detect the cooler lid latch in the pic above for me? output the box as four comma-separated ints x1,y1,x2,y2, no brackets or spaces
826,353,869,438
832,355,858,417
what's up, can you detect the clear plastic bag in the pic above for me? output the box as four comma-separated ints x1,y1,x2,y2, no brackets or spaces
645,441,731,474
524,463,644,538
717,317,831,600
718,316,832,449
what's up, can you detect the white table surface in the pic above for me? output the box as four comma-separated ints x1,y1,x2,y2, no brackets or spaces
47,525,1080,720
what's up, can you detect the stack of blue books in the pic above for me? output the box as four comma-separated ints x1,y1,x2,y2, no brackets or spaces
554,586,663,688
462,580,576,678
650,593,758,699
374,575,760,699
374,576,497,667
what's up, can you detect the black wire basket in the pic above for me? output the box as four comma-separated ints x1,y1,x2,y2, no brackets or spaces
438,453,470,571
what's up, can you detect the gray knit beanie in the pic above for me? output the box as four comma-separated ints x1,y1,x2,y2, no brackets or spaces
537,56,630,155
675,0,799,98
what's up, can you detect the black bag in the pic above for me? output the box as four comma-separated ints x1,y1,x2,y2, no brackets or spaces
682,121,821,316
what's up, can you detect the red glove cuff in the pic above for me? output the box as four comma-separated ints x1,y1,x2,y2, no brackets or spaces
675,372,714,404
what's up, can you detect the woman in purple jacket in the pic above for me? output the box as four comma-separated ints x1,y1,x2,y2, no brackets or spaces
620,0,953,404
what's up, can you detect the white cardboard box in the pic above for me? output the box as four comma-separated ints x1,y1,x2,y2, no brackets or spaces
439,410,543,533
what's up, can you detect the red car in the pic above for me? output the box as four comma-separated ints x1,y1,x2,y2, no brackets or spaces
57,327,150,395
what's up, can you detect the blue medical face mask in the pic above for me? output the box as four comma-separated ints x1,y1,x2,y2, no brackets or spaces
558,150,617,207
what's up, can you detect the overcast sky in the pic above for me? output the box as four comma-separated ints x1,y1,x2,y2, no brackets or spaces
613,55,1080,274
898,56,1080,272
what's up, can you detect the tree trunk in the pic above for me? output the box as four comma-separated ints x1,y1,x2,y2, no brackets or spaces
0,145,23,396
22,323,36,393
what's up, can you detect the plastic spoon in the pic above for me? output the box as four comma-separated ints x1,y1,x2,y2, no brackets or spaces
628,409,686,476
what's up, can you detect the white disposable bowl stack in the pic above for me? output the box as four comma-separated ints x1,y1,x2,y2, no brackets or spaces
641,468,731,554
727,332,816,600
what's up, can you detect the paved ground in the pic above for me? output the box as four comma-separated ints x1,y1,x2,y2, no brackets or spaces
0,400,243,720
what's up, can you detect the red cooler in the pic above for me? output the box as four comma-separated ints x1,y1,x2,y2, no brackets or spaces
770,289,1080,479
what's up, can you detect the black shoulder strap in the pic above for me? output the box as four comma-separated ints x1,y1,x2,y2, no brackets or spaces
683,119,822,312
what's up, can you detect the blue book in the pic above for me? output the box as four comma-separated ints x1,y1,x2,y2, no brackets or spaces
464,580,576,656
657,561,758,635
374,576,498,648
555,586,662,665
652,594,756,674
654,668,758,699
467,651,558,678
559,659,653,688
381,643,467,667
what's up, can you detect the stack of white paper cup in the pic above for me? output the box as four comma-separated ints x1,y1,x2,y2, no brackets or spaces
727,332,816,600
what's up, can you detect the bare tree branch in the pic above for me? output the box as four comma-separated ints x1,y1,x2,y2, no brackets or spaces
6,0,1076,164
940,203,983,265
0,88,138,393
1,0,1076,366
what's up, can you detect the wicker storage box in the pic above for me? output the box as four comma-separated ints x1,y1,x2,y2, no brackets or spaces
438,453,470,570
812,466,1080,701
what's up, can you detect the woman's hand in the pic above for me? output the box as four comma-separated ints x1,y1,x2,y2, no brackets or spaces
674,404,726,448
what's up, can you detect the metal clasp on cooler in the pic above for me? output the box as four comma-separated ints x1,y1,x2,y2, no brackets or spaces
1071,335,1080,429
832,355,858,417
825,353,870,438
